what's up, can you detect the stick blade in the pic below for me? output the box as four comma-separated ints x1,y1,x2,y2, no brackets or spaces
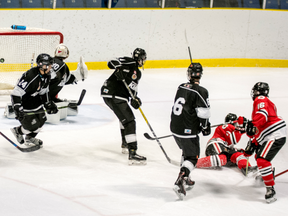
144,133,153,140
77,89,86,106
18,145,41,152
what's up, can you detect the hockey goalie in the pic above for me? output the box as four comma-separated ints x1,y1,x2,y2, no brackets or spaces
4,44,88,123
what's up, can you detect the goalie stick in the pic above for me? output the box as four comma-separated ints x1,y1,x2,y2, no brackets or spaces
25,89,86,116
0,131,40,152
122,80,180,166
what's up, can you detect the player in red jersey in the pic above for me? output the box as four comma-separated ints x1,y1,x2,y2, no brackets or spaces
196,113,257,175
244,82,286,203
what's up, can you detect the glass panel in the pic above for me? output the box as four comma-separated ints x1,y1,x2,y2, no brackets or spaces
165,0,210,8
213,0,243,7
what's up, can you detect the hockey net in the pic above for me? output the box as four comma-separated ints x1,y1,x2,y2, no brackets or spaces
0,28,64,95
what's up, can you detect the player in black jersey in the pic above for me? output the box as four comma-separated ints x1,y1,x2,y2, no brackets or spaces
101,48,147,165
10,53,58,147
170,63,211,200
49,44,88,102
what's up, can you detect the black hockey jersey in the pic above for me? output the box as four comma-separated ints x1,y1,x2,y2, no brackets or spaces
170,82,210,137
49,57,76,99
101,57,141,101
11,67,50,111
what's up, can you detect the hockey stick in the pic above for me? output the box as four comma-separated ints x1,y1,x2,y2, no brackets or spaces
275,169,288,178
144,133,173,140
31,53,35,68
144,123,230,141
25,89,86,116
185,29,193,63
246,157,249,176
122,80,180,166
0,131,40,152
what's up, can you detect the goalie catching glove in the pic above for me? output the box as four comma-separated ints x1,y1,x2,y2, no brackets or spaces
72,56,88,82
44,101,58,114
130,97,142,109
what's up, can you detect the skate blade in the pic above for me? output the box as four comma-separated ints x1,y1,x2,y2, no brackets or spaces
128,160,147,166
122,148,129,154
173,185,184,200
266,197,277,204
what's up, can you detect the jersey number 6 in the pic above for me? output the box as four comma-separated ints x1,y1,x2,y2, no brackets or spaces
173,97,185,116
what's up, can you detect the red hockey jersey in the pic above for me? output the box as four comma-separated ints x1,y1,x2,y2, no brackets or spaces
251,96,286,145
209,123,244,147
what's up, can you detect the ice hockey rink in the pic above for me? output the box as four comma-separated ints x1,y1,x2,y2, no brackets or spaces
0,67,288,216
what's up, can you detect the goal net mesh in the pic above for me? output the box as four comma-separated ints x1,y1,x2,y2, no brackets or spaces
0,28,63,93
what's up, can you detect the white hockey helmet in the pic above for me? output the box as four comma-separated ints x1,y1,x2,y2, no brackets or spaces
55,43,69,59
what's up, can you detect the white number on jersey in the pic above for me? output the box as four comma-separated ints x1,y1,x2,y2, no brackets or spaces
173,97,185,116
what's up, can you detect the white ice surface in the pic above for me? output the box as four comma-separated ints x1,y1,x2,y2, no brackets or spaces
0,68,288,216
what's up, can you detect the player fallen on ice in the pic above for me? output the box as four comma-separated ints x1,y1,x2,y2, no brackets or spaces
100,48,147,165
170,63,211,200
243,82,286,203
49,43,88,114
196,113,258,176
10,53,58,147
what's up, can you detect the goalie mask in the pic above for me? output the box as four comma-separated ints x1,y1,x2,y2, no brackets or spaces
187,62,203,82
225,113,237,125
133,48,147,67
55,43,69,59
251,82,269,100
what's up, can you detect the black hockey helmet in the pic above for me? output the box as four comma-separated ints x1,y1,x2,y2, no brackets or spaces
251,82,269,100
225,113,237,124
36,53,53,68
133,48,147,67
187,63,203,82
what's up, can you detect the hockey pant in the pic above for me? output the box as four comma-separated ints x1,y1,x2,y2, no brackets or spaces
256,137,286,186
173,136,200,177
19,111,46,137
103,97,137,150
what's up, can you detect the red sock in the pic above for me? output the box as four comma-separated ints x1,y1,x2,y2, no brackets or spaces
197,154,227,168
230,152,251,169
257,158,274,186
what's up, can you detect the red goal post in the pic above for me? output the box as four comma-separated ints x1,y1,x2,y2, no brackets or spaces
0,28,64,93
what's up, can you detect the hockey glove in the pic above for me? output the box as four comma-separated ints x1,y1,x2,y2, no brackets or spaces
244,140,257,157
14,105,25,122
246,120,257,136
44,101,58,114
201,122,211,136
130,97,142,109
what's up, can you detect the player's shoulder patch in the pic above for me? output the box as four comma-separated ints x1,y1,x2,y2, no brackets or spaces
182,83,192,88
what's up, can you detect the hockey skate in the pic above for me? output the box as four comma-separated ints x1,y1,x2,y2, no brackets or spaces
121,141,129,154
184,177,195,191
241,165,258,176
173,172,186,200
25,136,43,148
128,149,147,165
10,127,24,144
265,186,277,203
